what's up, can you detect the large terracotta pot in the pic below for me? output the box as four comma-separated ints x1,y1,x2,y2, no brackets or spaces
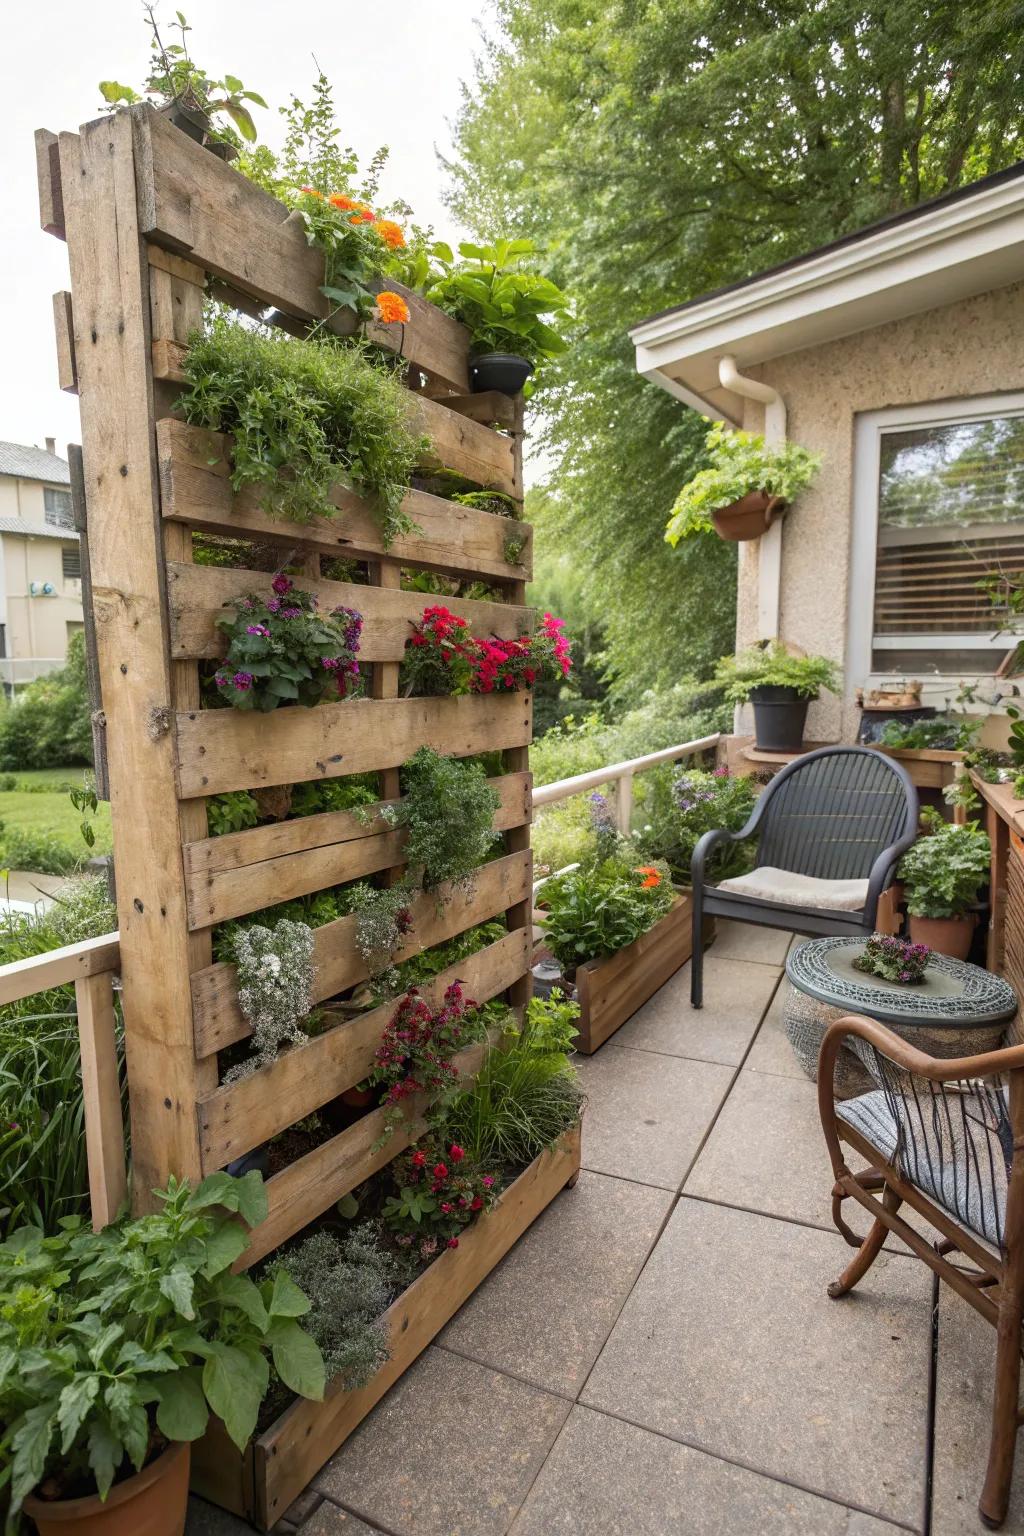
711,490,786,542
24,1440,190,1536
909,912,976,962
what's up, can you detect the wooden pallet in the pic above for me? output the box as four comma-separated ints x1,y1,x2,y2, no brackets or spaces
37,102,572,1515
573,894,692,1053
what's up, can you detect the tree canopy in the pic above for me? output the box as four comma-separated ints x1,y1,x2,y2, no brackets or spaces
446,0,1024,698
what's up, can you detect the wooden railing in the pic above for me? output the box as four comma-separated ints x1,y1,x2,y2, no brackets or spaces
0,932,126,1229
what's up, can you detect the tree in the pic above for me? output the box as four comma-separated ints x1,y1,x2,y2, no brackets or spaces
0,634,93,770
445,0,1024,696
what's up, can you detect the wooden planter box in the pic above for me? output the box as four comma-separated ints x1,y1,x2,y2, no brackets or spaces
871,744,963,791
190,1122,582,1528
573,893,692,1054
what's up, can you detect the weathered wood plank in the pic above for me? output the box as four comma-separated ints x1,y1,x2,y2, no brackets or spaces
197,928,529,1170
131,103,471,391
75,972,128,1230
431,391,517,430
52,292,78,393
0,932,120,1007
251,1126,581,1527
35,128,64,237
166,560,532,661
191,849,530,1055
572,895,692,1054
175,691,533,799
156,419,531,582
184,772,531,929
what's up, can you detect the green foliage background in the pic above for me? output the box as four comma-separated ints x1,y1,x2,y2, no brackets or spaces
445,0,1024,701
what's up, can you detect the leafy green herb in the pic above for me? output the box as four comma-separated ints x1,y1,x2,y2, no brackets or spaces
898,821,991,918
713,641,839,703
665,424,821,542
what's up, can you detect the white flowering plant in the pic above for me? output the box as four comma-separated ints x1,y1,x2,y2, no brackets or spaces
226,918,316,1080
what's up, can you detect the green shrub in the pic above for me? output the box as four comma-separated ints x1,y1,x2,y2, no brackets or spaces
713,642,839,703
532,794,597,875
389,748,499,891
180,313,424,543
541,855,674,971
272,1228,395,1390
634,765,756,884
0,635,93,771
530,680,728,787
898,822,991,918
0,827,85,876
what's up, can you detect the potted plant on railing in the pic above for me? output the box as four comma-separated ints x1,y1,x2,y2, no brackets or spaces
665,424,821,544
425,239,572,396
0,1171,324,1536
714,641,840,753
897,819,991,960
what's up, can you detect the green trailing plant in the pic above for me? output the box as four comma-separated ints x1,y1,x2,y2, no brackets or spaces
713,642,840,703
665,424,821,543
213,577,363,711
0,1171,324,1524
98,7,266,144
853,933,932,985
540,855,674,973
633,766,756,885
879,714,982,752
1015,772,1024,801
350,882,416,989
898,822,991,919
425,239,572,385
379,748,499,894
224,919,315,1082
207,790,261,837
443,990,583,1168
268,1228,395,1391
289,774,379,818
179,313,425,542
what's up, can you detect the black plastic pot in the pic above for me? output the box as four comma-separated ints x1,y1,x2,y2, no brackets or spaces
226,1144,269,1179
749,686,812,752
469,352,534,397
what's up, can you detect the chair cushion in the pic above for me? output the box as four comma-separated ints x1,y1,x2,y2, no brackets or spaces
836,1084,1011,1249
715,865,869,912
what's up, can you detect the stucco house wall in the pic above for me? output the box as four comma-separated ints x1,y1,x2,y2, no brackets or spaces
734,278,1024,743
0,469,82,674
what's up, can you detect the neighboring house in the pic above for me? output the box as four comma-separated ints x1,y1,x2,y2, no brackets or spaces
630,162,1024,743
0,438,82,690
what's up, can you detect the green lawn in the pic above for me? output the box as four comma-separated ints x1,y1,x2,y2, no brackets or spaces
0,769,113,857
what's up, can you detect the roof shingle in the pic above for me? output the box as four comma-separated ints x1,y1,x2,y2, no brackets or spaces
0,441,70,484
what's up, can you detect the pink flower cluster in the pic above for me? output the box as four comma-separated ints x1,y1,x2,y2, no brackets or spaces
369,980,476,1108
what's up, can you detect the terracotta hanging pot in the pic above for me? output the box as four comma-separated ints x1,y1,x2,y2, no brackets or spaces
711,490,787,542
23,1440,190,1536
908,912,976,962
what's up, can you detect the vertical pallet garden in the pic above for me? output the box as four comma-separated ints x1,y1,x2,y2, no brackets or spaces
39,103,580,1528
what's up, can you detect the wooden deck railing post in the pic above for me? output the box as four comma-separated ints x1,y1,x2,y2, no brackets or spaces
74,970,128,1229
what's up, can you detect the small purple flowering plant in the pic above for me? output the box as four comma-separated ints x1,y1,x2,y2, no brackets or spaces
853,932,932,986
214,575,363,712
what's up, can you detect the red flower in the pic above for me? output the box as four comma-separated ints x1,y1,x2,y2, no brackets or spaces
449,1144,465,1162
433,1163,449,1180
440,1202,453,1214
470,1195,483,1211
447,1237,460,1249
271,574,293,596
411,1150,426,1167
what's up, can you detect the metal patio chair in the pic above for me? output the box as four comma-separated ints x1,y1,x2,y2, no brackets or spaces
820,1013,1024,1529
689,745,918,1007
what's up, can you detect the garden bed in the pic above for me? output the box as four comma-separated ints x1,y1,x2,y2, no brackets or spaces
190,1121,582,1527
573,892,692,1053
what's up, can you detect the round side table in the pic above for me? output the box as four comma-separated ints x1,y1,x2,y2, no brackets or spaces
783,937,1018,1098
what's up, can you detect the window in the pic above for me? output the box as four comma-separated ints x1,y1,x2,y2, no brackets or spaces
44,486,73,529
849,395,1024,683
62,546,81,581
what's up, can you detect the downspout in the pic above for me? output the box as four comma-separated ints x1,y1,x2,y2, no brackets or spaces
718,356,787,640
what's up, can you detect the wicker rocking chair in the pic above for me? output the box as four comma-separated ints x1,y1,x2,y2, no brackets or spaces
819,1013,1024,1528
690,746,918,1008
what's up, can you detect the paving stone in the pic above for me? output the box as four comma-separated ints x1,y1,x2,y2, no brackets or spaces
580,1198,932,1528
283,1488,324,1526
744,979,809,1080
932,1288,1024,1534
613,955,779,1066
510,1405,905,1535
186,1496,255,1534
314,1346,571,1536
439,1170,673,1395
298,1503,381,1535
575,1046,734,1190
709,919,795,967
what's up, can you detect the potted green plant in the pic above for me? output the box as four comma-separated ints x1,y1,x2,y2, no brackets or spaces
0,1171,325,1536
665,424,821,544
426,239,572,396
714,641,840,752
897,820,991,960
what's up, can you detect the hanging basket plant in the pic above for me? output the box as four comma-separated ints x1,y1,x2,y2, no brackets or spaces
214,576,363,711
665,424,821,545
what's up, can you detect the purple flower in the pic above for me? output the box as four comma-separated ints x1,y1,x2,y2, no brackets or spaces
232,672,254,691
246,624,270,638
280,606,303,619
267,598,281,614
321,656,340,670
272,574,293,596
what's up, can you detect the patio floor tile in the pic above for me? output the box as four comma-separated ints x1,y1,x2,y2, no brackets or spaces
612,954,779,1066
509,1405,905,1535
297,1502,382,1534
574,1047,734,1190
186,1497,255,1534
313,1346,571,1536
710,919,795,967
931,1289,1024,1534
439,1170,672,1395
744,979,810,1081
580,1198,932,1528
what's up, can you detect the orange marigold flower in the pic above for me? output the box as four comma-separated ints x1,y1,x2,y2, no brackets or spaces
636,866,662,889
300,186,324,199
329,193,358,211
374,219,406,249
376,291,411,325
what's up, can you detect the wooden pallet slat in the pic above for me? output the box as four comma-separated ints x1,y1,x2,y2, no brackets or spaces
191,849,532,1055
157,419,531,582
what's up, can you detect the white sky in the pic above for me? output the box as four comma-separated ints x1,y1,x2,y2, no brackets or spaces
0,0,489,456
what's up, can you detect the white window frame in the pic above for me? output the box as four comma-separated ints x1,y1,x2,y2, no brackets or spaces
847,391,1024,704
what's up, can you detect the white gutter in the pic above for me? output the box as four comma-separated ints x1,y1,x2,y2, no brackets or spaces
717,357,786,642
